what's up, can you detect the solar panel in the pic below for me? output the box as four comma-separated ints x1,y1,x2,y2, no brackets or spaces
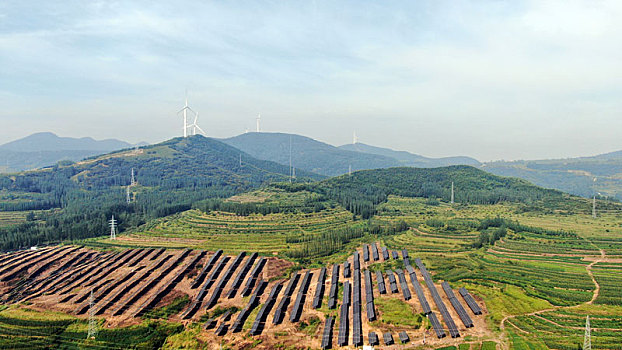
428,312,446,338
353,251,360,270
407,270,431,314
416,258,460,338
272,273,299,325
376,270,386,294
249,282,282,336
442,282,473,328
321,317,334,349
459,287,482,315
368,331,379,346
391,250,399,259
401,249,409,259
227,252,257,298
337,301,349,346
370,243,379,261
241,258,266,297
383,332,394,345
363,245,370,262
398,331,410,344
395,269,411,300
312,267,327,309
381,246,389,260
290,270,312,323
343,261,351,278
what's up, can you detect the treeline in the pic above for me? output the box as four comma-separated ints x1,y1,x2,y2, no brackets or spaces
285,219,409,261
192,195,329,217
472,217,576,248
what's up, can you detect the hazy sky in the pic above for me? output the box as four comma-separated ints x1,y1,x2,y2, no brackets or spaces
1,1,621,161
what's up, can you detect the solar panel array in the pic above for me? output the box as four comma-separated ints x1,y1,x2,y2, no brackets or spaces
312,267,327,309
391,250,399,259
415,258,460,338
363,245,370,262
459,287,482,315
190,250,222,289
442,282,473,328
231,279,267,332
394,269,411,300
375,270,386,294
241,258,267,297
328,264,340,309
343,260,351,278
249,282,283,335
182,254,230,319
205,251,246,309
214,310,232,336
385,269,398,294
353,251,360,270
321,316,334,350
290,270,312,323
272,272,299,325
227,252,258,298
381,246,389,260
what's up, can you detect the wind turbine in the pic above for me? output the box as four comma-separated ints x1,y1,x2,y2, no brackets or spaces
256,114,261,132
190,112,207,136
177,92,197,138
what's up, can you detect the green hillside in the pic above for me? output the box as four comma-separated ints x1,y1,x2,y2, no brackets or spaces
222,132,401,176
483,155,622,200
0,136,319,251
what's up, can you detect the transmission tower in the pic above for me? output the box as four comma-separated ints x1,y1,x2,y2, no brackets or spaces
87,290,97,339
109,215,117,240
126,186,131,204
131,168,136,186
583,315,591,350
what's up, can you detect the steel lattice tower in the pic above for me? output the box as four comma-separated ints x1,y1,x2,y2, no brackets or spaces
583,315,591,350
87,290,97,339
109,215,117,240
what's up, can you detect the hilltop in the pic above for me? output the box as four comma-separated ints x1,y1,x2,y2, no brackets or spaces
0,135,318,250
339,142,480,168
0,132,144,173
222,132,401,176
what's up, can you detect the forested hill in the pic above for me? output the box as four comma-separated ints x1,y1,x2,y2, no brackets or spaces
339,142,481,168
222,132,401,176
0,136,319,250
299,166,591,218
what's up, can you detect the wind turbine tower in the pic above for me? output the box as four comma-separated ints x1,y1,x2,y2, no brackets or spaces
353,131,358,144
109,215,117,240
451,182,455,204
583,315,591,350
177,92,198,138
256,114,261,132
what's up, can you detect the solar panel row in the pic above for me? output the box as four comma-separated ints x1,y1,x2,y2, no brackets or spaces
363,245,370,262
398,331,409,344
391,250,399,259
442,282,474,328
290,270,313,323
227,252,258,298
249,282,283,335
232,279,267,332
415,258,460,338
312,267,327,309
272,272,299,325
328,264,340,309
182,254,230,319
385,269,398,294
394,269,411,300
383,332,394,345
376,270,386,294
205,251,246,309
364,269,376,321
370,243,379,261
352,265,363,346
241,257,267,297
459,287,482,315
428,312,446,338
321,316,334,350
190,250,222,289
214,308,233,335
406,268,431,314
368,331,379,346
381,246,389,260
343,261,351,278
337,287,350,347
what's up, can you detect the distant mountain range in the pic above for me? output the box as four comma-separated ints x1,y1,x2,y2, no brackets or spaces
0,132,147,173
483,152,622,200
222,132,479,176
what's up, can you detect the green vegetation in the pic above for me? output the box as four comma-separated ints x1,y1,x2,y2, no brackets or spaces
372,297,424,328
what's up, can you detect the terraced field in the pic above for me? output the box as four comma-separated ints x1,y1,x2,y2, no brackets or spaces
89,208,355,255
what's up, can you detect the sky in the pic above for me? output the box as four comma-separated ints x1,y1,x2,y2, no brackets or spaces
1,0,621,161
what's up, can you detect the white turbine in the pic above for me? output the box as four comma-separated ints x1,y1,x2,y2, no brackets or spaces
190,112,207,136
177,93,198,138
256,114,261,132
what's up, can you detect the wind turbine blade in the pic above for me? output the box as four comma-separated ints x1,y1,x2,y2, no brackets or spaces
195,125,207,136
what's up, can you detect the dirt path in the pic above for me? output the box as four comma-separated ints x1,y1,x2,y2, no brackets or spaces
498,241,607,349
